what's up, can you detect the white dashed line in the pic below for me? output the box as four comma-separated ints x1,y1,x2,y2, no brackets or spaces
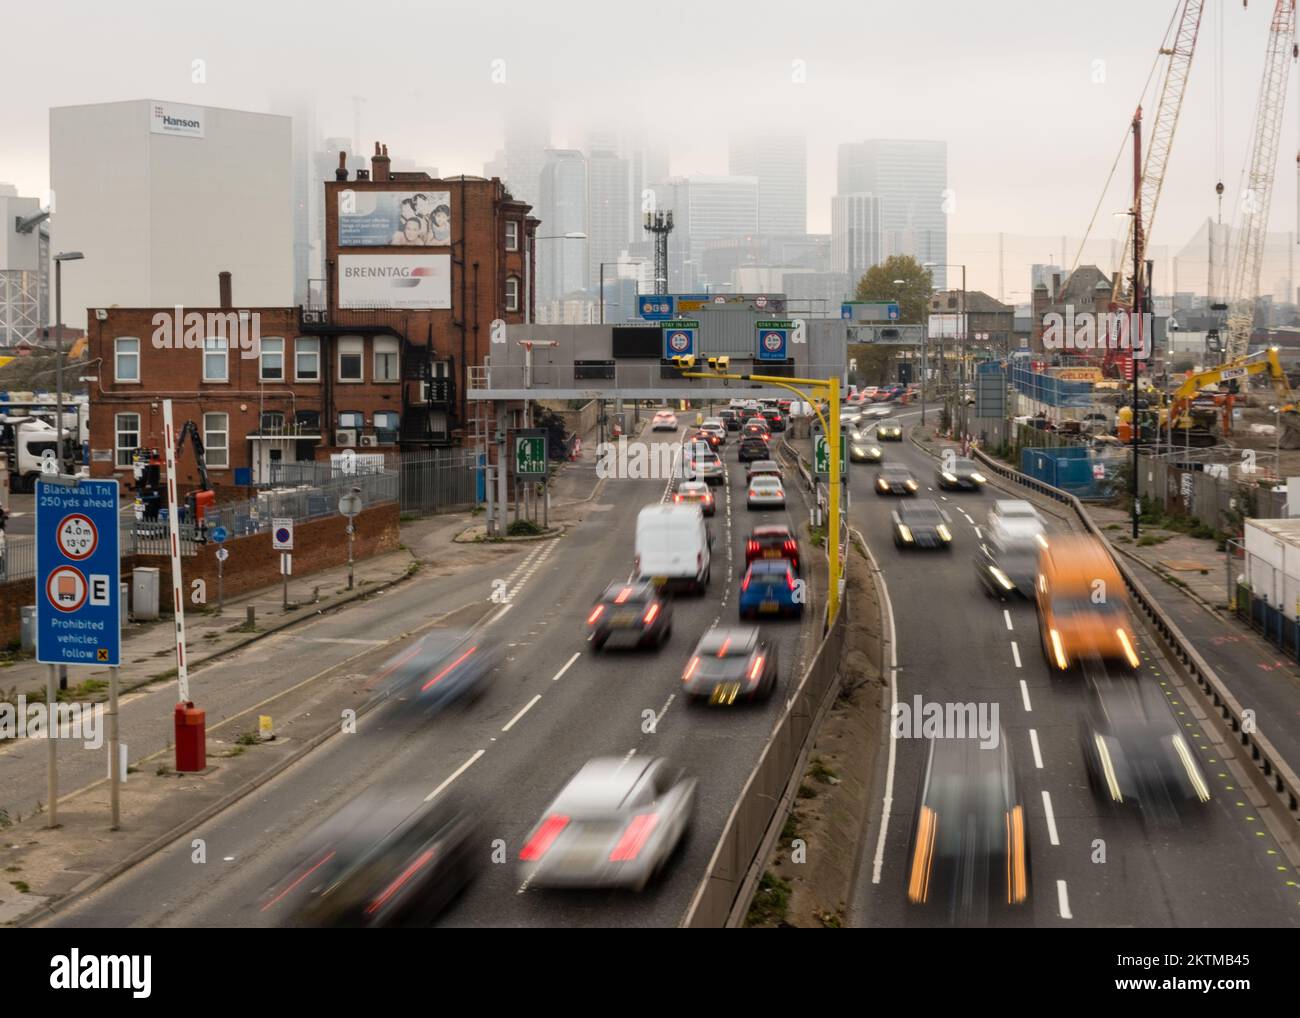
1057,880,1073,919
1003,609,1013,631
501,694,542,732
1019,679,1032,712
425,749,485,801
551,652,581,681
1041,789,1060,846
1010,641,1021,668
488,604,514,625
1028,728,1044,768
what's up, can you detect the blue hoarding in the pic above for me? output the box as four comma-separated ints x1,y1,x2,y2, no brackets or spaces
36,478,121,667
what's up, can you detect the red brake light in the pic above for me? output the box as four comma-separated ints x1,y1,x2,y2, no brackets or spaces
742,571,752,592
748,656,765,682
422,646,477,691
747,540,758,554
614,587,632,604
366,848,435,915
674,494,683,502
786,570,796,591
609,813,659,862
683,656,700,682
588,605,605,624
520,814,570,861
784,540,797,554
643,602,660,624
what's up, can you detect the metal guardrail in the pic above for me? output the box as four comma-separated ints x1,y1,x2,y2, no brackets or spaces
970,445,1300,821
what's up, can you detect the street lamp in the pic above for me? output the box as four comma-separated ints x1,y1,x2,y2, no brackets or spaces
527,232,586,325
925,263,966,438
53,252,84,475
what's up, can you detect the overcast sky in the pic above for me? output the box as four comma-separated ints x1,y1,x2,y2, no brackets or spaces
2,0,1297,298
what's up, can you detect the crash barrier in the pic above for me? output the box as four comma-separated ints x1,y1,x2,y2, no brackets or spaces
970,446,1300,821
681,574,848,927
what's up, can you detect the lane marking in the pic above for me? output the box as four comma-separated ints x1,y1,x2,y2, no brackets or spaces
501,694,542,732
551,652,581,682
869,532,901,886
1042,789,1060,846
1020,679,1032,712
1011,641,1021,669
1028,728,1044,769
424,749,485,801
488,603,514,625
1003,609,1013,631
1057,879,1073,919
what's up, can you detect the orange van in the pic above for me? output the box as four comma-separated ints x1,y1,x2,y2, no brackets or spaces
1035,534,1140,672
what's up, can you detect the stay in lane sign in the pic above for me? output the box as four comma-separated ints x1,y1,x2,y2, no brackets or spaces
36,478,121,666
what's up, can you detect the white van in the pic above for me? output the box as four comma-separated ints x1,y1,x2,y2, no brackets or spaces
635,504,712,594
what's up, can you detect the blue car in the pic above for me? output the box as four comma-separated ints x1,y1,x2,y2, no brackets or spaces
738,559,804,620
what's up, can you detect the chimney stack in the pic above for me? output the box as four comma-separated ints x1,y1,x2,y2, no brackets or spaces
335,151,349,181
1052,272,1062,301
219,271,233,310
372,141,391,182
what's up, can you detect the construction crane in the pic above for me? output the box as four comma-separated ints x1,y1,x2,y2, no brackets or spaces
174,419,216,523
1223,0,1298,362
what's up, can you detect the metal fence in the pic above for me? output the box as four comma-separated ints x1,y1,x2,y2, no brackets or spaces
397,449,480,515
1227,537,1300,661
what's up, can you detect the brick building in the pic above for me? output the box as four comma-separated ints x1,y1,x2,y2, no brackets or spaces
1030,265,1115,354
928,289,1015,352
86,144,538,494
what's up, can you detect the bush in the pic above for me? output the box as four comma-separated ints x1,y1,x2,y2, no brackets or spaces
507,519,544,537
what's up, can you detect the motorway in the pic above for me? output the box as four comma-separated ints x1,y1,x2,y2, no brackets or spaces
849,408,1300,927
45,420,820,928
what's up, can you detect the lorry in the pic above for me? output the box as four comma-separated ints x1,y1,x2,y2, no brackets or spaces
0,414,77,492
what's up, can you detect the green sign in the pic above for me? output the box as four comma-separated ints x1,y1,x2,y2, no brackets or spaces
515,435,547,476
814,434,847,478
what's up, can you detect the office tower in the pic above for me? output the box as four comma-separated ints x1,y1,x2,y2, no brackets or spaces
729,133,807,235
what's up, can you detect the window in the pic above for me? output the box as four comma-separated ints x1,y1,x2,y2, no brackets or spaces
505,276,520,313
338,337,363,382
115,413,140,468
203,336,228,382
259,411,284,433
260,337,284,381
374,411,399,444
505,221,519,251
115,338,140,383
203,413,229,468
373,337,399,382
338,411,365,430
295,410,320,432
295,337,320,381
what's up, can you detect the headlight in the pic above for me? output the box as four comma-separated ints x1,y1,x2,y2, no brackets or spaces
1034,533,1049,550
989,566,1016,590
905,480,918,491
1171,735,1212,802
1049,628,1068,670
898,524,914,542
970,472,986,483
877,478,889,489
937,524,952,542
852,446,866,455
941,472,957,483
1116,628,1140,669
870,447,881,457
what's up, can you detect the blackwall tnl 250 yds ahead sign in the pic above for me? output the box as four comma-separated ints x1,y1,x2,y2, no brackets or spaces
36,478,121,667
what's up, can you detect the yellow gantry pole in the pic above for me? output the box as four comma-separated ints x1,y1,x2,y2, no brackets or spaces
680,367,843,626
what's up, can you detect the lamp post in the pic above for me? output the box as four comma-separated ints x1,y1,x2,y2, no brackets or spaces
53,252,84,475
925,263,966,437
530,232,586,324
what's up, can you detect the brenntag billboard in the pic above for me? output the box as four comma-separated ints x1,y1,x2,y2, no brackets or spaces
338,255,451,309
338,190,452,247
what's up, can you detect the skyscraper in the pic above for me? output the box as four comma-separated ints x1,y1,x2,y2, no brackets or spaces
537,149,588,303
831,193,882,284
729,133,807,236
668,176,759,290
837,140,947,286
269,90,320,306
502,112,550,209
585,146,631,299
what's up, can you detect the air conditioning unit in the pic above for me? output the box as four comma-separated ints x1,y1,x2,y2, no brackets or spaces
359,434,377,447
334,429,357,447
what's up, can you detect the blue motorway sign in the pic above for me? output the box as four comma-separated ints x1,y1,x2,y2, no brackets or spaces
36,478,121,667
755,321,791,361
638,295,676,320
661,320,699,359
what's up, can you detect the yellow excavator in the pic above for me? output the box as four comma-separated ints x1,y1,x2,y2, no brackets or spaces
1117,348,1300,448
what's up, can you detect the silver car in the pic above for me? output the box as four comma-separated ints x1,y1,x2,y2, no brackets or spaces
747,474,786,510
518,756,696,890
682,443,725,485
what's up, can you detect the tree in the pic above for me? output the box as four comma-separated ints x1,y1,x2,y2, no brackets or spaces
853,256,934,325
848,343,898,386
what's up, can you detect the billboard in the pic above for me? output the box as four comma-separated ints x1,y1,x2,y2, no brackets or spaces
338,190,452,246
338,255,451,309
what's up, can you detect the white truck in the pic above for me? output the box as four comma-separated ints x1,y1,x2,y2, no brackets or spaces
635,504,712,595
0,414,69,492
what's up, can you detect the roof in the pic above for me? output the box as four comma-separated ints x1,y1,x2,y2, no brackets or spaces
1057,265,1114,305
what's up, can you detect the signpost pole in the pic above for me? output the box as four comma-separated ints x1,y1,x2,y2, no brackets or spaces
45,663,57,828
348,526,355,590
217,554,224,612
108,665,120,830
161,400,191,704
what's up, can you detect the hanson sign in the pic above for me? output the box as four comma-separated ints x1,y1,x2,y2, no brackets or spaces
150,101,205,139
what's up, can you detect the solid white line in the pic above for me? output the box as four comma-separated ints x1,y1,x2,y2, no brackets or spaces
551,652,581,682
424,749,485,801
1042,789,1060,846
1019,679,1032,712
1029,728,1044,769
1011,641,1021,668
1057,879,1073,919
1003,609,1013,631
870,540,901,886
501,694,542,732
488,603,513,625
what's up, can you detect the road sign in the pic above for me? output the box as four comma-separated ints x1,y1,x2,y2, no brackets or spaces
755,320,791,362
272,518,294,551
755,295,768,309
515,432,547,476
210,526,228,544
660,320,699,360
814,434,847,478
215,547,229,562
338,492,363,518
36,478,121,667
638,295,676,320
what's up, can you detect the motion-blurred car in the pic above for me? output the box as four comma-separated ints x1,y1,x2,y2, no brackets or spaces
877,422,903,441
1036,534,1141,672
937,457,986,490
860,404,893,419
587,580,672,651
875,464,919,495
651,410,678,432
987,500,1045,545
261,787,480,927
850,439,883,463
759,408,785,432
745,458,783,483
892,499,953,549
687,427,722,451
738,558,803,619
518,756,696,890
745,524,801,574
719,409,741,431
1080,674,1212,814
741,419,771,442
375,628,501,711
699,420,727,445
905,734,1031,924
738,435,771,462
682,626,779,705
974,540,1037,599
673,479,715,516
746,474,786,510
